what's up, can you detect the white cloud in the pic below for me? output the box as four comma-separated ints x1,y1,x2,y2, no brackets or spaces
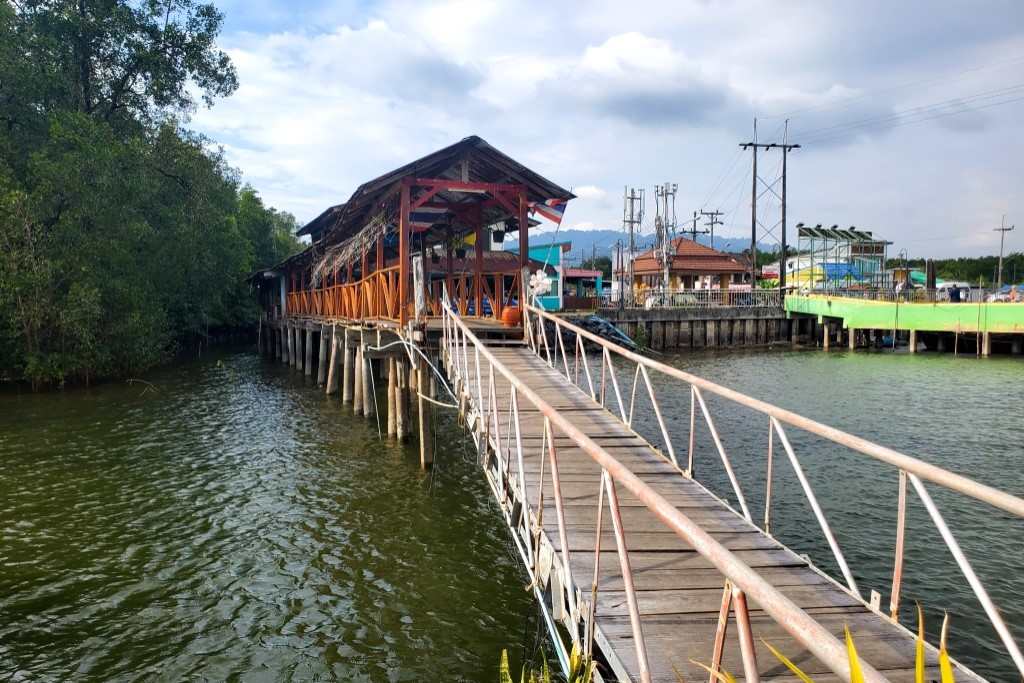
192,0,1024,257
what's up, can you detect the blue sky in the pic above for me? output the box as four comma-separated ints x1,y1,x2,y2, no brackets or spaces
191,0,1024,257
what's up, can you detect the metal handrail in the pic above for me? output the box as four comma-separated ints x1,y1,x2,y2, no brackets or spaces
442,297,887,683
524,302,1024,676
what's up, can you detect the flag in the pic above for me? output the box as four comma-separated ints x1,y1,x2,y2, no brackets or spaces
529,198,567,225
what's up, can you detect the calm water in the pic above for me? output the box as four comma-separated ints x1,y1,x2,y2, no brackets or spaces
0,353,538,682
1,346,1021,680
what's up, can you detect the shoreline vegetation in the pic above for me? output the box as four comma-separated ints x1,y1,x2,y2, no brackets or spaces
0,0,301,389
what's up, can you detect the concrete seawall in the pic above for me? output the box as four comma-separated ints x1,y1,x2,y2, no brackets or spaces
596,307,789,351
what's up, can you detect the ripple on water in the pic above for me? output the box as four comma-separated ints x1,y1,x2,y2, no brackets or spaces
0,351,537,682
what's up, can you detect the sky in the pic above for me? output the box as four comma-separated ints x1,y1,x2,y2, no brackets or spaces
190,0,1024,258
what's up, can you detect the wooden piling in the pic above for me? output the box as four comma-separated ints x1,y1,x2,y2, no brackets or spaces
823,323,831,350
396,359,408,440
362,348,374,418
326,327,340,395
304,328,314,376
909,329,917,354
342,330,354,404
981,331,992,357
417,359,433,467
387,358,398,437
353,344,363,416
849,328,857,350
317,325,329,384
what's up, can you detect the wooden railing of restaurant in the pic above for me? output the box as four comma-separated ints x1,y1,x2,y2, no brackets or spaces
286,267,522,323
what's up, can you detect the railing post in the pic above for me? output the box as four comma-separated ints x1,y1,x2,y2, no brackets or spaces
909,473,1024,675
889,469,906,620
604,471,652,683
764,417,774,534
772,417,860,598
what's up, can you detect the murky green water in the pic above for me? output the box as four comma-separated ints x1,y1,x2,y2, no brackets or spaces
0,352,538,682
1,346,1021,680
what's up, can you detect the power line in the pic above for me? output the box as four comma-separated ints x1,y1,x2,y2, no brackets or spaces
762,52,1024,121
797,82,1024,143
803,93,1024,146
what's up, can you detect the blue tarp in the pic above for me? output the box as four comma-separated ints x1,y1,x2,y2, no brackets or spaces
822,263,864,281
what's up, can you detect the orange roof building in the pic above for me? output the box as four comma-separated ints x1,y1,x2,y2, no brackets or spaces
628,237,748,290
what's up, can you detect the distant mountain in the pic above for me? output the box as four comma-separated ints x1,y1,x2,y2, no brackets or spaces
506,228,777,261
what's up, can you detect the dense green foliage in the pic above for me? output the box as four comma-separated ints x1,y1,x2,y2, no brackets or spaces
889,254,1024,286
0,0,301,386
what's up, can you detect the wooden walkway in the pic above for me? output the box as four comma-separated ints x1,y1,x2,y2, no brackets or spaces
463,343,981,683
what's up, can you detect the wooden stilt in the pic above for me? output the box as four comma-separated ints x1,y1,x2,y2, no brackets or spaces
909,329,917,353
396,359,408,440
418,359,433,467
387,358,398,437
849,327,856,350
362,348,374,418
304,328,314,376
317,325,329,384
326,327,340,395
288,326,296,367
353,344,363,416
823,323,830,350
342,330,354,404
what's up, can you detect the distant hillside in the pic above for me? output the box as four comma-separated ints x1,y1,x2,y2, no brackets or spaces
507,228,776,262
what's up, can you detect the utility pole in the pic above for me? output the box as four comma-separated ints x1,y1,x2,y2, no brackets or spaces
623,187,645,304
740,118,799,289
688,210,709,244
995,215,1015,290
700,210,723,250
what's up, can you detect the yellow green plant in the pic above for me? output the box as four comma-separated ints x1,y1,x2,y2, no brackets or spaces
696,607,958,683
499,642,593,683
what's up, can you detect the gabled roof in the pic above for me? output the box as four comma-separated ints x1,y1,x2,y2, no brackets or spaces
632,237,746,275
318,135,575,244
297,203,345,237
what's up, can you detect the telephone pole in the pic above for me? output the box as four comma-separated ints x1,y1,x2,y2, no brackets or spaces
700,210,723,250
995,215,1015,290
622,187,645,304
740,118,799,289
687,210,709,244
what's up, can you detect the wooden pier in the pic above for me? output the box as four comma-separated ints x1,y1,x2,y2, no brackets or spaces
438,302,1024,682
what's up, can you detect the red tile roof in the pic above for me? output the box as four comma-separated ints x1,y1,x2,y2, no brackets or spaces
563,267,602,279
632,237,746,275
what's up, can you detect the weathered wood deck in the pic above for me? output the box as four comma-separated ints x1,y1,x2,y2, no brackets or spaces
464,344,980,683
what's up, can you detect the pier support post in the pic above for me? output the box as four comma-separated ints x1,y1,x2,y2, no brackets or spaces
909,329,918,353
396,359,408,440
1012,336,1023,355
317,326,329,384
361,347,374,418
304,328,314,376
342,330,354,403
288,326,296,367
849,328,856,350
326,327,340,395
745,319,755,346
706,320,717,348
823,323,831,350
387,358,398,437
981,332,992,357
353,344,364,416
417,359,433,468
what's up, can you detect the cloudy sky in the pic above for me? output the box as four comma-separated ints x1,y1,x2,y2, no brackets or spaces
191,0,1024,258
